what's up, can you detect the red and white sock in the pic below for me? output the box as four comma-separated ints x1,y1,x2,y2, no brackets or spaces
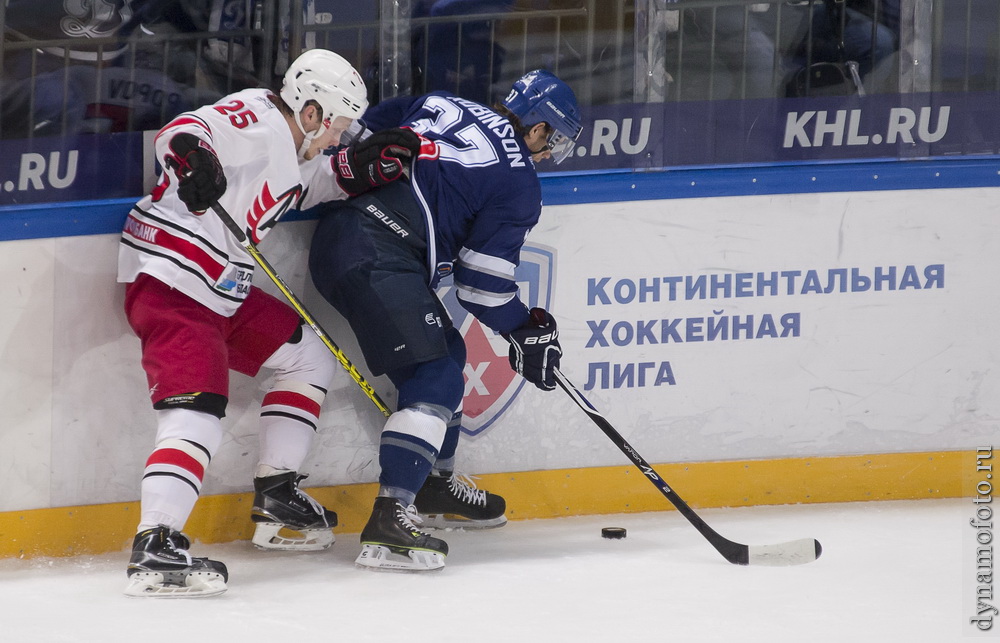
138,408,222,532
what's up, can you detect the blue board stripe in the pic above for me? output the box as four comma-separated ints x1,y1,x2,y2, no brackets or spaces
539,157,1000,205
3,158,999,242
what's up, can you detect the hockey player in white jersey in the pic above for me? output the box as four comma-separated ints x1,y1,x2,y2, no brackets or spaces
117,48,420,597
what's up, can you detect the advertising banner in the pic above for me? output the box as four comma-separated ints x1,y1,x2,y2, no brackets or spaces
554,91,1000,172
0,131,146,206
2,91,997,207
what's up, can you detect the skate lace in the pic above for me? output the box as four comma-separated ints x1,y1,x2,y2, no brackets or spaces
166,534,193,566
294,475,325,516
397,503,431,536
449,472,487,507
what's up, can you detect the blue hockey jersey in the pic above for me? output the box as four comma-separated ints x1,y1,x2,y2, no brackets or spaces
362,92,540,334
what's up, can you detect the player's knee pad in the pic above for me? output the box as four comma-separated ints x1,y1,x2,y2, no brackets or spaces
260,328,334,427
391,354,464,418
146,408,223,496
152,407,224,462
261,378,327,429
383,406,448,452
152,391,228,419
262,323,337,392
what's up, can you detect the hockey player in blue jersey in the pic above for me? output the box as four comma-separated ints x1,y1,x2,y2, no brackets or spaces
309,69,582,571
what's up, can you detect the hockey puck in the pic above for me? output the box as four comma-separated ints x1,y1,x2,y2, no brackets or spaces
601,527,627,540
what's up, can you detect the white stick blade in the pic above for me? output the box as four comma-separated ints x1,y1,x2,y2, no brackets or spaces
747,538,822,566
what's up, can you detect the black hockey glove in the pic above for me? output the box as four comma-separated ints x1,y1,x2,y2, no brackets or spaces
165,132,227,213
507,307,562,391
335,127,422,196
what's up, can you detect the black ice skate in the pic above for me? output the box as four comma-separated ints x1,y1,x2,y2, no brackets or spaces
124,526,228,598
414,471,507,529
251,471,337,551
356,496,448,572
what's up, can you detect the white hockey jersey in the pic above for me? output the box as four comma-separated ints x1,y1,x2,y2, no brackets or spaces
117,87,347,316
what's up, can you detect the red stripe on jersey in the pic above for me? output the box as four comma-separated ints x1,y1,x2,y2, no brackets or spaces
145,447,206,480
246,181,277,245
262,390,322,417
154,116,212,145
123,214,226,281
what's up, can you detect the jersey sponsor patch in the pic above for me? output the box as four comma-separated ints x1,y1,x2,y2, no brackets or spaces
213,263,251,295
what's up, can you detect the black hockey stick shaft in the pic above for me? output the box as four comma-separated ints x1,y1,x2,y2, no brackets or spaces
553,369,749,563
554,368,821,566
211,201,391,417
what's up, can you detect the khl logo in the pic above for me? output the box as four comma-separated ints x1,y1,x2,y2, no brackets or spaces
439,244,555,436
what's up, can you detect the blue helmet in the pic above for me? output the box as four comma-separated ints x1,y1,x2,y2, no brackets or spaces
502,69,582,164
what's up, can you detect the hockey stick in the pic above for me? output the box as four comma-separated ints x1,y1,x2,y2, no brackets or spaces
211,201,391,418
554,368,822,566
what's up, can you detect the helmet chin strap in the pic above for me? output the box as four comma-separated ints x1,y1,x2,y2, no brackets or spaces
296,136,313,159
294,109,328,158
295,111,315,139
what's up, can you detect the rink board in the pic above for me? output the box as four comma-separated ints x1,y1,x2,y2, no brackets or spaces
0,166,997,557
0,450,962,559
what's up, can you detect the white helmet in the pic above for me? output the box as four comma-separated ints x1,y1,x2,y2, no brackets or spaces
280,49,368,141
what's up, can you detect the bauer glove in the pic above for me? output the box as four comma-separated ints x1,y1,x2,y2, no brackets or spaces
507,307,562,391
335,127,422,196
165,132,227,213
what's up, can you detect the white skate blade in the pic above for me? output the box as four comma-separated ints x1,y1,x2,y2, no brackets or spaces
123,571,227,598
419,513,507,530
355,544,445,572
252,522,335,551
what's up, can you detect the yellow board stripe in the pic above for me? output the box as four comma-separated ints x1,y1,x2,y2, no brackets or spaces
0,450,966,559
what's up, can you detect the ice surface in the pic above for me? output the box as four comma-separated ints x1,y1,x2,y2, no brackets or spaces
0,499,965,642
